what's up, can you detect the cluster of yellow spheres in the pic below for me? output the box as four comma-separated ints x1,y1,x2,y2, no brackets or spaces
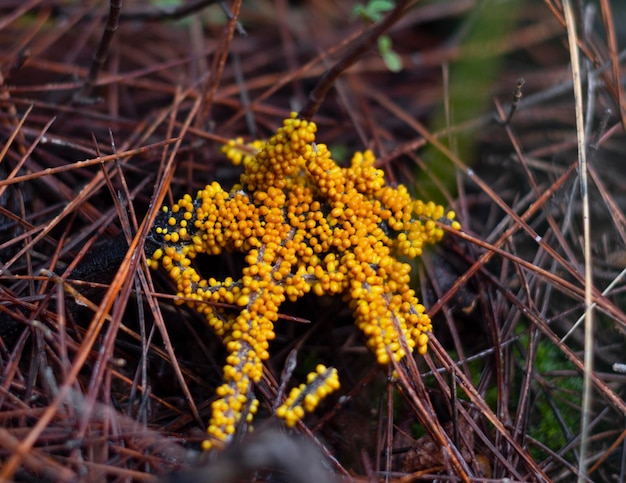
148,113,460,449
276,365,340,428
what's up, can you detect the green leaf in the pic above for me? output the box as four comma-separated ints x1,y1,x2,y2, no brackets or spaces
351,0,395,23
378,35,402,73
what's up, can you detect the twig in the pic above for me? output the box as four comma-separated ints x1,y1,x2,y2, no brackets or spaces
199,0,243,124
496,78,525,125
597,0,626,130
74,0,122,103
299,0,411,120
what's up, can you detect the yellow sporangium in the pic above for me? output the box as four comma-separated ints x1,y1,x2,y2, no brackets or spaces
276,365,340,428
147,113,459,449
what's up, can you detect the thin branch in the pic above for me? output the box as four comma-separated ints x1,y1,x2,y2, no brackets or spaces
496,78,525,125
74,0,122,103
597,0,626,130
299,0,411,120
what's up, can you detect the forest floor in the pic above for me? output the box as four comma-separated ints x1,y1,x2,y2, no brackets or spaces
1,1,626,481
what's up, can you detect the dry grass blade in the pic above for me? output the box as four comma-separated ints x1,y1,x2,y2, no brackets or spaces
562,1,594,480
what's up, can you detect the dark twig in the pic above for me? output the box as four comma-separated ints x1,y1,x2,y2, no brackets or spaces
74,0,122,104
299,0,410,121
200,0,243,124
496,77,525,125
598,0,626,131
118,0,244,35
